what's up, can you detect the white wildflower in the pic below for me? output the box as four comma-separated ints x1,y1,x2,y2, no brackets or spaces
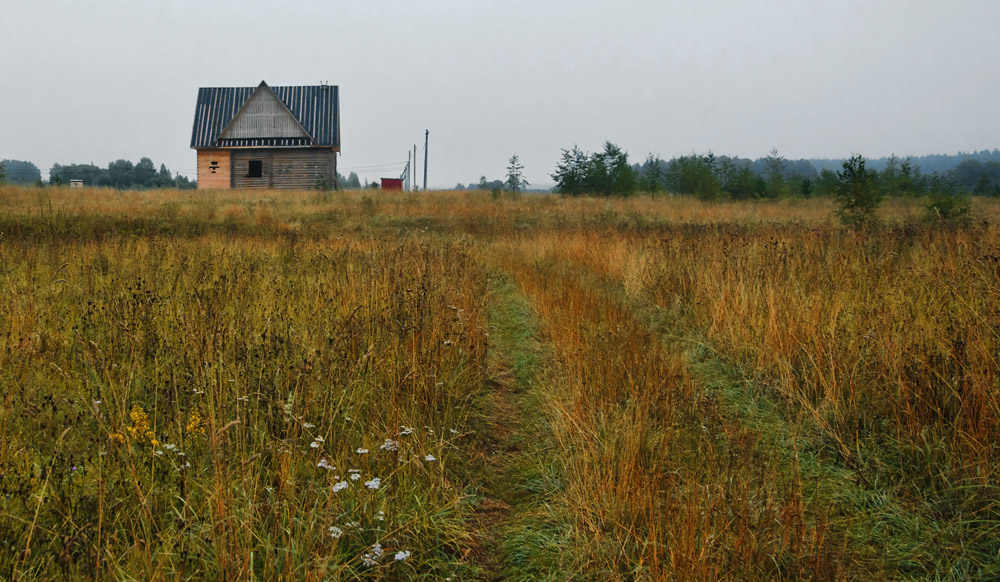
376,510,385,521
380,439,399,451
424,454,436,462
356,448,369,454
332,480,349,493
328,526,343,539
364,477,381,490
399,426,414,436
310,441,320,449
313,436,325,442
163,443,177,451
394,550,411,561
303,422,315,429
361,543,384,566
449,428,460,435
350,473,361,481
317,458,334,470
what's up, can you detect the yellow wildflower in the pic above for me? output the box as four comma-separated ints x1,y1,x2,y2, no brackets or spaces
125,405,156,444
186,410,206,435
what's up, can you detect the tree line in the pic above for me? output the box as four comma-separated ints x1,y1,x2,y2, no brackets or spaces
636,150,1000,200
0,158,196,189
546,145,1000,199
49,158,195,189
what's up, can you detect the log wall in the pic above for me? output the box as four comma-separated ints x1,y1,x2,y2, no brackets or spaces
231,148,337,190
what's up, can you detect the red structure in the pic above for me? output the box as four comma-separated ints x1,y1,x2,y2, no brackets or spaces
380,178,403,191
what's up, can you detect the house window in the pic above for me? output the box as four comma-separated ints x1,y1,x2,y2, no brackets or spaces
209,160,219,174
248,160,263,178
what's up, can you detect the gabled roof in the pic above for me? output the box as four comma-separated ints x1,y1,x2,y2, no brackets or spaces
190,81,339,148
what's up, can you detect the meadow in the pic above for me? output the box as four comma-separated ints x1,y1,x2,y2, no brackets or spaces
1,185,999,580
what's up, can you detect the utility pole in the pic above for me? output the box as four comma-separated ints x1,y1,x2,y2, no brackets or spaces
406,150,411,191
423,129,428,191
413,144,418,192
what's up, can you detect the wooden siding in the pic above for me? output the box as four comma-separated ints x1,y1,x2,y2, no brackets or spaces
219,84,310,141
196,150,231,190
231,148,337,190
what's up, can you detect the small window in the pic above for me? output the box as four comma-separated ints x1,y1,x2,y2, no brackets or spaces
248,160,263,178
209,160,219,174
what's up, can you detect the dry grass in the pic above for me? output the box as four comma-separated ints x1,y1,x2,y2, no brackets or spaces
2,184,999,580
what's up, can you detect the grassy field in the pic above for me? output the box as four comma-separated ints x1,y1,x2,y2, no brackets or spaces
2,185,999,580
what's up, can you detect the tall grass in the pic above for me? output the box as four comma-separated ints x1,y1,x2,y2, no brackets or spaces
2,183,999,579
0,191,489,578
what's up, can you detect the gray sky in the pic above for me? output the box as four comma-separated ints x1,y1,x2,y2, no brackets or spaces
2,0,998,188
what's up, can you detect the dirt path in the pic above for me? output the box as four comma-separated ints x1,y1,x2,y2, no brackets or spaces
465,273,564,580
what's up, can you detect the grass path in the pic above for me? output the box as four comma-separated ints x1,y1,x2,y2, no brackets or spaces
465,273,567,580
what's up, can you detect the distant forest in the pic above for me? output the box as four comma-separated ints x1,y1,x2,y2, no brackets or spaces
0,158,373,191
466,149,1000,197
1,158,196,189
632,149,1000,199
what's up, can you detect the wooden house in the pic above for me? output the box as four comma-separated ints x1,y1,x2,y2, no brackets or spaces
190,81,340,189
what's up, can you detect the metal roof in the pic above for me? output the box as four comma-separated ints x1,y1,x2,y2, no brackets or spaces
190,82,339,148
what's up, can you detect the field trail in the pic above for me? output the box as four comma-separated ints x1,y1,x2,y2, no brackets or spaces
485,237,852,579
465,272,565,579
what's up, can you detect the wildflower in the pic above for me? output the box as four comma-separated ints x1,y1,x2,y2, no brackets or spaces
310,441,320,449
126,405,155,443
399,426,414,436
364,477,381,490
449,428,459,435
362,543,384,566
163,443,177,451
328,526,343,539
314,436,325,442
350,473,361,481
186,411,205,435
237,396,249,402
93,399,103,406
317,458,334,470
379,439,399,451
376,510,384,521
332,481,349,493
394,550,411,561
109,433,126,444
303,422,315,429
424,454,436,462
356,448,369,455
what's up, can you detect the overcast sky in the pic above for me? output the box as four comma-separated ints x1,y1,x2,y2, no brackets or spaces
2,0,998,188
